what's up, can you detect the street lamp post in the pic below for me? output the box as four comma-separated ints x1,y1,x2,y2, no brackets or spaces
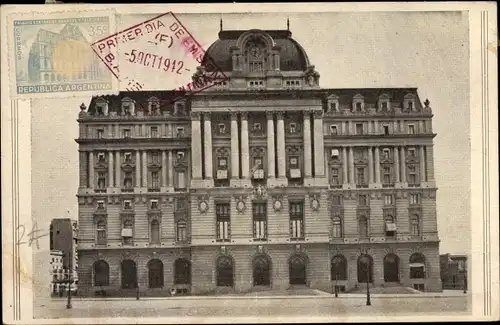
66,251,72,309
334,272,338,298
463,270,467,294
359,247,371,306
136,281,140,300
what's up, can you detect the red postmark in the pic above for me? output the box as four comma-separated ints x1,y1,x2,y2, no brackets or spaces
91,12,227,103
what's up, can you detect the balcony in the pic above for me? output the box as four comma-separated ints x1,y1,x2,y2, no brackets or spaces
356,183,368,189
148,187,160,193
382,183,395,188
121,187,134,193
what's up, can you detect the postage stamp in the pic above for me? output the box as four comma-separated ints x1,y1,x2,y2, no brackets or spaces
91,12,227,103
8,10,118,99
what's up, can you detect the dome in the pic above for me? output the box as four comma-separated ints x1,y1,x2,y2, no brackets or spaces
201,29,310,72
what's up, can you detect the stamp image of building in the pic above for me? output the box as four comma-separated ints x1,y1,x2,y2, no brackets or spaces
76,26,442,296
27,24,104,84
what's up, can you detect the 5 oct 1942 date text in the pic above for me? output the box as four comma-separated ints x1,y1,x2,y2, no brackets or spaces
125,49,189,75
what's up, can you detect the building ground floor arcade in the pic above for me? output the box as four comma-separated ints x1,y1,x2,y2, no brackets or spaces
77,242,442,296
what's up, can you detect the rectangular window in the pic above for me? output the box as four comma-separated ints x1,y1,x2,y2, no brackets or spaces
408,101,414,111
252,203,267,240
151,126,159,138
97,152,106,163
97,172,106,189
408,124,415,134
383,125,390,135
151,152,160,164
151,171,160,189
176,198,186,211
97,129,104,139
123,129,131,138
122,220,134,245
355,123,363,135
123,172,133,189
408,166,417,184
330,102,337,111
97,200,105,209
124,152,132,163
410,194,420,205
218,123,226,134
216,203,230,241
330,125,338,135
289,123,297,133
289,201,304,239
289,156,299,169
150,199,159,210
382,149,390,160
356,102,362,111
356,167,365,185
381,101,388,110
408,148,416,157
384,195,393,205
383,167,392,184
358,194,367,206
123,200,132,210
331,168,340,185
176,171,186,189
96,223,106,245
176,222,187,242
331,195,342,206
176,127,185,137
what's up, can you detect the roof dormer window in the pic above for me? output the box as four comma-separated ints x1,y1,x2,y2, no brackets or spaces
403,93,417,112
121,97,136,116
352,94,365,113
378,94,391,112
148,97,161,115
327,94,339,113
94,98,109,116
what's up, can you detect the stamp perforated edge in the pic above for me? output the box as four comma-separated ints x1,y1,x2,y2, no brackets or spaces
6,8,120,100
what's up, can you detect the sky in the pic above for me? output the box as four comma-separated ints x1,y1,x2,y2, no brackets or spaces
31,11,470,255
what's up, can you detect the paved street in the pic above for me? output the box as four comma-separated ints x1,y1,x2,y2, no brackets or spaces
35,293,470,319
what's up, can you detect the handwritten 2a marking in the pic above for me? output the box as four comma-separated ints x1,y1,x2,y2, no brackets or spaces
16,222,48,250
125,50,188,74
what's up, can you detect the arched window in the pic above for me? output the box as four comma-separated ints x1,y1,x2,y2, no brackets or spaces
176,220,187,242
331,255,347,280
121,259,137,289
246,38,266,72
411,215,420,235
289,254,307,285
93,260,109,286
383,254,400,282
174,258,191,285
96,220,106,245
357,254,373,283
409,253,426,279
216,256,234,287
150,220,160,244
148,259,164,288
332,216,342,238
358,216,368,237
253,255,271,286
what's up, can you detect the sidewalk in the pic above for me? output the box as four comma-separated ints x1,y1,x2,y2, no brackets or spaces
49,290,468,301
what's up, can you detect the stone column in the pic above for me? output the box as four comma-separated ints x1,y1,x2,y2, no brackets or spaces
349,147,355,184
230,112,240,179
204,112,213,179
142,151,148,187
303,110,312,179
393,121,398,134
400,147,407,183
368,147,374,184
342,147,348,184
374,120,379,134
88,151,94,188
394,146,400,183
240,112,250,179
135,151,141,187
168,150,174,187
348,121,353,135
161,150,167,187
266,111,276,179
115,123,119,138
108,151,114,188
374,146,381,184
276,111,286,178
115,151,120,188
419,146,426,182
191,112,203,180
313,110,325,178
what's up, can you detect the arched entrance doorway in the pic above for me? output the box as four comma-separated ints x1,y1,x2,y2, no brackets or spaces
216,256,234,287
383,254,400,282
289,255,307,285
148,259,164,288
357,254,373,283
253,255,271,286
93,260,109,286
121,259,137,289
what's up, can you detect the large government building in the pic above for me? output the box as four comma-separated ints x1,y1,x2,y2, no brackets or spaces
76,26,441,296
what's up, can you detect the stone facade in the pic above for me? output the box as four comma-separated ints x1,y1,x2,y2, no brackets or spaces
76,27,441,296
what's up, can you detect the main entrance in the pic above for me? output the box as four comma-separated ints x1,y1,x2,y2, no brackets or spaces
289,255,307,285
253,255,271,286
